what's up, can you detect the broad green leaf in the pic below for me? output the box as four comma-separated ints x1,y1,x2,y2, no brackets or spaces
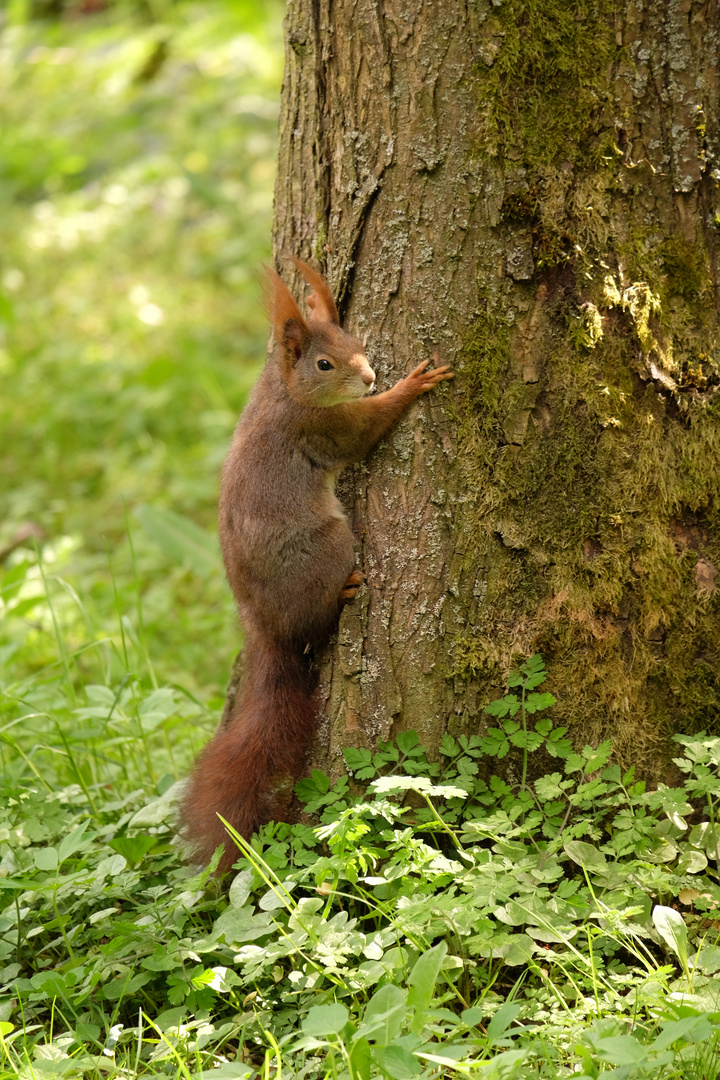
487,1001,523,1040
102,972,151,1000
498,934,538,965
406,941,448,1031
677,847,707,874
89,907,120,925
396,731,420,754
373,1045,420,1079
344,747,374,776
128,780,186,827
57,820,91,863
155,1007,188,1032
108,836,157,865
349,1037,372,1080
139,688,178,731
359,984,407,1044
191,966,238,993
652,1014,713,1051
563,840,607,873
694,945,720,974
534,773,564,800
258,887,286,911
689,822,720,860
94,854,127,878
212,906,273,946
34,847,58,872
295,769,330,797
521,654,545,675
652,905,688,968
228,869,254,909
302,1003,349,1037
594,1034,649,1066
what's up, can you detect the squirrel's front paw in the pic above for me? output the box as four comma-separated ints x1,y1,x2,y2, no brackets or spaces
407,351,454,394
339,569,364,600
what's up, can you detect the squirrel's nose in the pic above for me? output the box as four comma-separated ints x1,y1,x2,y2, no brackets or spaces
362,367,376,387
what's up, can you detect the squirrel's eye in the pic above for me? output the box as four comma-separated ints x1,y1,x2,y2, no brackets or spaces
317,358,334,371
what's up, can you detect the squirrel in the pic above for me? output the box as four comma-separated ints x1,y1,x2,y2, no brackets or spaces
180,257,453,873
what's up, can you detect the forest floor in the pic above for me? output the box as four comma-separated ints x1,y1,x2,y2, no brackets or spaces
2,4,720,1080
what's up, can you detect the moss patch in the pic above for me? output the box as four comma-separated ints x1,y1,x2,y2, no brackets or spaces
455,1,720,771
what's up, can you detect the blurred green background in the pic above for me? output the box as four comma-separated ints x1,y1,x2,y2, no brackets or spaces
0,0,284,776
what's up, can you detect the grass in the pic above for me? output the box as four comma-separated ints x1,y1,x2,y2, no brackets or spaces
0,0,283,707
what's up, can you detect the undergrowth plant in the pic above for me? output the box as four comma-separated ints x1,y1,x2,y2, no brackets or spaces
3,643,720,1080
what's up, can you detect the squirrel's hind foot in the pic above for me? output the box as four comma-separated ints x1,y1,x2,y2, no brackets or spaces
339,569,364,600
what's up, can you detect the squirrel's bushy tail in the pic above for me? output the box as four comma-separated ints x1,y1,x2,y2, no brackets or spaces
180,635,318,873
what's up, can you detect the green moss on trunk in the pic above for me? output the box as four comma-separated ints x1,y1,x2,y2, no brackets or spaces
455,0,720,770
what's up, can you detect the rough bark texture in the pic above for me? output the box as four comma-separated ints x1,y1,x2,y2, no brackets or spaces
227,0,720,782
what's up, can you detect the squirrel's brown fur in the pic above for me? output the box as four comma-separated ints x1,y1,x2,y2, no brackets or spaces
180,259,453,873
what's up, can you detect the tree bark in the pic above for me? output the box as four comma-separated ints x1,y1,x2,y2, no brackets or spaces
227,0,720,781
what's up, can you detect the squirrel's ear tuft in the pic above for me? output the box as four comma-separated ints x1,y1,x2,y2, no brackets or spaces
264,266,309,361
289,256,340,325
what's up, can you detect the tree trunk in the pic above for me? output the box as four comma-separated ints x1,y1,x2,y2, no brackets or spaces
227,0,720,781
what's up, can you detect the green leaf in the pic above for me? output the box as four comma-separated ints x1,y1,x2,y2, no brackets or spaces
484,694,520,718
102,972,151,1000
192,1066,253,1080
563,840,607,873
373,1045,420,1080
487,1001,523,1040
509,730,543,751
57,820,91,863
652,1015,713,1051
581,740,612,770
349,1037,372,1080
499,935,536,966
344,747,374,776
694,945,720,973
134,504,221,576
370,776,467,799
461,1006,483,1028
34,847,58,872
295,769,330,802
652,905,688,968
594,1034,649,1066
396,731,420,754
524,691,555,713
534,773,564,800
359,984,407,1045
564,753,586,773
302,1003,349,1037
439,734,458,756
521,653,545,675
406,942,448,1031
228,869,254,909
677,847,707,874
479,729,511,758
108,835,157,865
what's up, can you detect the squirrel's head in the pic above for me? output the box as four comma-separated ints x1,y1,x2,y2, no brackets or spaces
266,258,375,407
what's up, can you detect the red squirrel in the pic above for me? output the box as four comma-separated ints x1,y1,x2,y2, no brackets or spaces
180,258,453,872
